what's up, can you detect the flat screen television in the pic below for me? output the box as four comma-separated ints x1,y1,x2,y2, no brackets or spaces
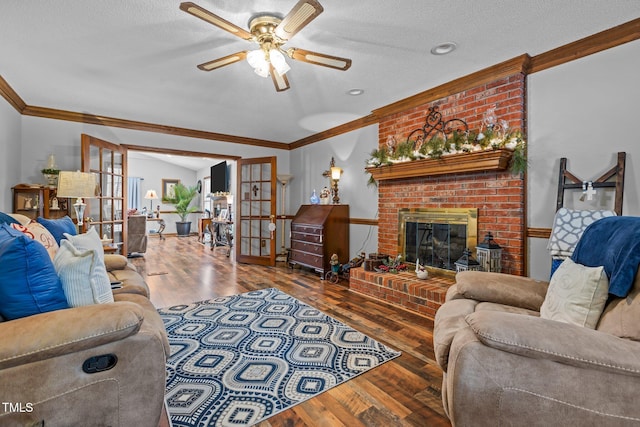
210,161,229,193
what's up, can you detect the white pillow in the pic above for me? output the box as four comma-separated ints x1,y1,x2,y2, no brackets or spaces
540,258,609,329
54,240,114,306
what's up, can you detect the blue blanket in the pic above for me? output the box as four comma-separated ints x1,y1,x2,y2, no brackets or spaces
572,216,640,297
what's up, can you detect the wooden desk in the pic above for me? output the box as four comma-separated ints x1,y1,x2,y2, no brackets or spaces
147,217,165,240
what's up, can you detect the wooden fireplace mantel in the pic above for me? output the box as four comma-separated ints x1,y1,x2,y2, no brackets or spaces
365,149,513,181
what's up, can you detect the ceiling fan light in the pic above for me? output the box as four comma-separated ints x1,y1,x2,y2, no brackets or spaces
269,49,290,75
254,65,270,78
247,49,268,69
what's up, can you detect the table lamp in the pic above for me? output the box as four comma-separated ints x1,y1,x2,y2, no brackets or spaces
56,171,99,229
144,189,158,213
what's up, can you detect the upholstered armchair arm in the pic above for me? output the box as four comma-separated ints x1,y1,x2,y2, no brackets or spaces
104,254,129,271
466,310,640,377
0,302,144,370
455,271,549,311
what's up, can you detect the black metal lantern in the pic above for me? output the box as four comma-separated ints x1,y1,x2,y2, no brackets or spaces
454,248,481,272
476,232,502,272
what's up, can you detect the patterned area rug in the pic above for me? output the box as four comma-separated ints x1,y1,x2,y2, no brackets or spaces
159,288,401,427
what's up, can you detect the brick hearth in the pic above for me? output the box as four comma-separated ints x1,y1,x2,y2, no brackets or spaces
353,70,527,316
349,268,454,318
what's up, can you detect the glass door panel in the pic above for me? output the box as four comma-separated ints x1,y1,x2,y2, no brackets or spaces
81,134,128,255
235,157,276,266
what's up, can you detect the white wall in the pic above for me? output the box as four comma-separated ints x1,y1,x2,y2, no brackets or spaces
289,124,379,260
128,156,197,234
17,116,288,236
0,101,22,211
19,116,290,184
527,38,640,279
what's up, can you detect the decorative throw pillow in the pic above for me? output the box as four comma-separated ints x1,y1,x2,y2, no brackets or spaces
37,216,77,244
0,212,20,225
540,258,609,329
62,227,113,302
0,224,68,320
54,240,114,306
8,213,32,226
10,222,59,259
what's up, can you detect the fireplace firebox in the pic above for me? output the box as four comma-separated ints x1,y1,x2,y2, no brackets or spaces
398,208,478,275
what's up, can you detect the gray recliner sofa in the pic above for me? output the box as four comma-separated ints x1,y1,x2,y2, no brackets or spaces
434,216,640,426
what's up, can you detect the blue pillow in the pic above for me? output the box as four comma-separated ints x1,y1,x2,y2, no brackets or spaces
37,216,77,244
0,224,69,320
0,212,19,225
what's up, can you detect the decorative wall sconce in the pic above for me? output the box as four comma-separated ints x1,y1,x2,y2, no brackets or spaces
322,157,343,204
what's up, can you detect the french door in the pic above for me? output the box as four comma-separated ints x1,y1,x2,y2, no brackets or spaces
81,134,128,255
236,157,277,266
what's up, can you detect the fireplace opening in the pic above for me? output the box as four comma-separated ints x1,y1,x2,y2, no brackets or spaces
398,208,478,275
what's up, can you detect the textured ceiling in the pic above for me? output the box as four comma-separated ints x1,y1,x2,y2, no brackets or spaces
1,1,639,144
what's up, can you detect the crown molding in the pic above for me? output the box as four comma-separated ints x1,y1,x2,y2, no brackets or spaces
122,143,241,160
0,75,26,112
289,114,378,149
21,105,289,150
529,17,640,73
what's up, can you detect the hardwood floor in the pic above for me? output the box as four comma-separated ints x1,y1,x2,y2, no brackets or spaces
133,235,451,427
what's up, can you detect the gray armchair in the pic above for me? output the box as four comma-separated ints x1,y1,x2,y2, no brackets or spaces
127,214,147,256
434,216,640,426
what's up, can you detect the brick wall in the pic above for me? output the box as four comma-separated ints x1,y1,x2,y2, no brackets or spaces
376,74,526,275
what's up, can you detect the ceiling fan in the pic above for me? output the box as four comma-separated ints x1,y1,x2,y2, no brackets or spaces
179,0,352,92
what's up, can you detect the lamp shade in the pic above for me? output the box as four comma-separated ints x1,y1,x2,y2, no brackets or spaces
330,166,342,180
277,174,294,185
56,171,98,227
56,171,99,198
144,189,158,200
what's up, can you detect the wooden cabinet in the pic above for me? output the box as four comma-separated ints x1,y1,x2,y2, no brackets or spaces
12,184,70,220
289,205,349,276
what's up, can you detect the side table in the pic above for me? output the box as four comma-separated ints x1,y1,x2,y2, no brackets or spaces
147,217,165,240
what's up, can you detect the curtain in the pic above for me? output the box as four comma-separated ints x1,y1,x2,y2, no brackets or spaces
128,177,142,210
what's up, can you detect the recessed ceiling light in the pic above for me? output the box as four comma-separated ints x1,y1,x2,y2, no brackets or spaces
348,88,364,96
431,42,457,55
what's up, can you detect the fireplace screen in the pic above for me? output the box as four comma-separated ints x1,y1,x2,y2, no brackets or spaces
398,208,478,273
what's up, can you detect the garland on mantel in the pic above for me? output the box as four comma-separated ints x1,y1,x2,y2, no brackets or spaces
366,107,527,186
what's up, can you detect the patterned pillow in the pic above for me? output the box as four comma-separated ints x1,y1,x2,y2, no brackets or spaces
54,240,114,307
7,213,32,226
10,222,59,259
0,212,20,225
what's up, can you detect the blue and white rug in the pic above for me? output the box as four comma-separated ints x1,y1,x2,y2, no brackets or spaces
159,288,401,427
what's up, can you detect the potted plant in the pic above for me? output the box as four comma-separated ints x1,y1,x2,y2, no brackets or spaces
166,182,198,237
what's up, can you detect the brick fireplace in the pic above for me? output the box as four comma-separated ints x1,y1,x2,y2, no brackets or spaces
350,71,526,318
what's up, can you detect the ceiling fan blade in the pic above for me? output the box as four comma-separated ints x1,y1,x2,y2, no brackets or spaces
274,0,323,41
180,2,253,41
270,64,290,92
197,51,248,71
287,48,352,71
